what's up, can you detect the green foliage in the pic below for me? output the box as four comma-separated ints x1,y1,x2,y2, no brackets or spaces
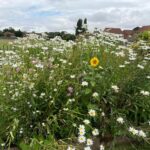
0,33,150,149
47,31,76,41
77,19,83,29
76,18,88,35
0,27,24,38
15,30,24,37
139,31,150,41
133,26,140,32
0,31,3,37
84,18,87,24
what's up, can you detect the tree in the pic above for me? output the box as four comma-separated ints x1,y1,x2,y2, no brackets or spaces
84,18,87,24
2,27,25,38
133,27,140,32
15,30,24,37
75,18,88,36
76,19,83,35
0,31,3,37
3,27,15,33
83,18,88,32
47,31,75,41
77,19,83,29
139,31,150,41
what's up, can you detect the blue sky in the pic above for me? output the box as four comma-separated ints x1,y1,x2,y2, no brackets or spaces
0,0,150,33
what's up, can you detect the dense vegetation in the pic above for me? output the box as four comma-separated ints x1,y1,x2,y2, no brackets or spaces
0,27,24,38
139,31,150,41
46,31,76,41
0,27,76,41
0,31,150,150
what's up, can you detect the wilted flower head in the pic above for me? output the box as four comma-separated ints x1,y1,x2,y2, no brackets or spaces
35,63,44,69
67,86,74,93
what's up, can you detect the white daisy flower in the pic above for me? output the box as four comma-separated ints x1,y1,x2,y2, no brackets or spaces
128,127,138,135
88,109,96,117
84,146,91,150
140,90,149,96
92,128,99,136
67,146,75,150
111,85,119,93
70,75,76,79
100,144,105,150
78,135,86,143
87,139,93,146
116,117,124,124
137,64,144,69
83,119,90,125
92,92,99,98
138,130,146,138
82,81,88,87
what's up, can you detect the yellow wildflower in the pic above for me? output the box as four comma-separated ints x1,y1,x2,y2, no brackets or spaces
90,57,99,67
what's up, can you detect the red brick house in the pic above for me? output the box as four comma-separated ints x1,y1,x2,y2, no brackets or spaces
123,30,134,39
137,25,150,32
104,25,150,40
104,28,123,34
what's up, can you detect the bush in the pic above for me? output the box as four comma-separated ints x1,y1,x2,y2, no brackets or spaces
47,31,76,41
139,31,150,41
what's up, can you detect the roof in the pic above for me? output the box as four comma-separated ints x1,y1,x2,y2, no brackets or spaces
104,28,123,34
138,26,150,32
123,30,133,34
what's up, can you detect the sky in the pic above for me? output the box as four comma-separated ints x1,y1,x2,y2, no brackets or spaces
0,0,150,33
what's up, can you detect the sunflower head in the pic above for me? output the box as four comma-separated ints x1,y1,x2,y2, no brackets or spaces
90,57,99,67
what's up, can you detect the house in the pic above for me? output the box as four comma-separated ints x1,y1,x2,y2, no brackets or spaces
123,30,134,39
137,25,150,32
104,25,150,40
104,28,123,34
3,32,17,39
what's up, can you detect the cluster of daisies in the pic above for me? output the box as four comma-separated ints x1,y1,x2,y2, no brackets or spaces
67,124,103,150
116,117,147,138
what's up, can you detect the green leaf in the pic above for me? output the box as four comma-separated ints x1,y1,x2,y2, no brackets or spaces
85,88,92,95
90,81,96,87
19,142,30,150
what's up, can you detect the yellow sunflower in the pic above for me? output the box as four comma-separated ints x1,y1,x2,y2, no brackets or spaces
90,57,99,67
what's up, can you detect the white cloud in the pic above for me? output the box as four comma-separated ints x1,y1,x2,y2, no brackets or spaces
0,0,150,32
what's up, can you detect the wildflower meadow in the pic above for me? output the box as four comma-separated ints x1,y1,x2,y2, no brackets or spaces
0,31,150,150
